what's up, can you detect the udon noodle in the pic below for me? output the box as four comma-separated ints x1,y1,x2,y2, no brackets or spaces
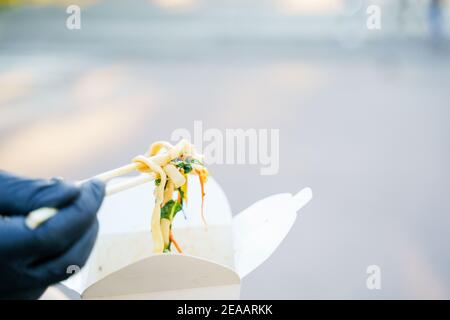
132,139,208,254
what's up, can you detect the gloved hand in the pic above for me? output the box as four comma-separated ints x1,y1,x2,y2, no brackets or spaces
0,171,105,300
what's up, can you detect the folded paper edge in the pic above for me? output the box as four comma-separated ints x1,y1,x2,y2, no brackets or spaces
293,187,313,212
234,187,313,279
81,253,241,299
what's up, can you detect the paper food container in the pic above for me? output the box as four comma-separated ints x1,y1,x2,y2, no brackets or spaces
63,176,312,299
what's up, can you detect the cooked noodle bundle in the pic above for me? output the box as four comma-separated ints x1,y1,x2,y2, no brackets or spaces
132,139,208,253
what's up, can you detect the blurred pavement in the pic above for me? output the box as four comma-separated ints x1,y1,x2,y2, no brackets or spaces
1,0,450,299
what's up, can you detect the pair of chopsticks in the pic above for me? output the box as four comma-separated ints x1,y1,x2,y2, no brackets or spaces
25,139,194,229
85,162,156,196
25,156,160,230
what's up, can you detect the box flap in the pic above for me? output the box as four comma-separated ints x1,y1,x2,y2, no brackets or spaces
81,254,240,299
232,187,312,278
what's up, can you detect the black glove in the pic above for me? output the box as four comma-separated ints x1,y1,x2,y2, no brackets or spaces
0,171,105,299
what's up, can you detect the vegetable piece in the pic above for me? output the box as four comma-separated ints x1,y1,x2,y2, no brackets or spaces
160,200,182,221
160,218,171,248
177,188,183,204
180,174,188,204
198,173,206,226
160,200,183,250
170,230,183,253
172,157,203,175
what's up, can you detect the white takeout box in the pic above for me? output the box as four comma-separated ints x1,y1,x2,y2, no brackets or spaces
64,176,312,299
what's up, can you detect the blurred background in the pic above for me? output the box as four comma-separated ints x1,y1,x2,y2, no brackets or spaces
1,0,450,299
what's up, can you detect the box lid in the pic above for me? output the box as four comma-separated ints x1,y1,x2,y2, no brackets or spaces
232,188,312,278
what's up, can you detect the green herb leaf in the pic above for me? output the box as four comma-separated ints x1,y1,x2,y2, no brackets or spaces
171,156,204,174
161,200,182,221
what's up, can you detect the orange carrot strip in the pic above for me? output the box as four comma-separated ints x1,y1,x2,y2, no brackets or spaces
184,173,188,204
198,173,207,227
169,230,183,253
